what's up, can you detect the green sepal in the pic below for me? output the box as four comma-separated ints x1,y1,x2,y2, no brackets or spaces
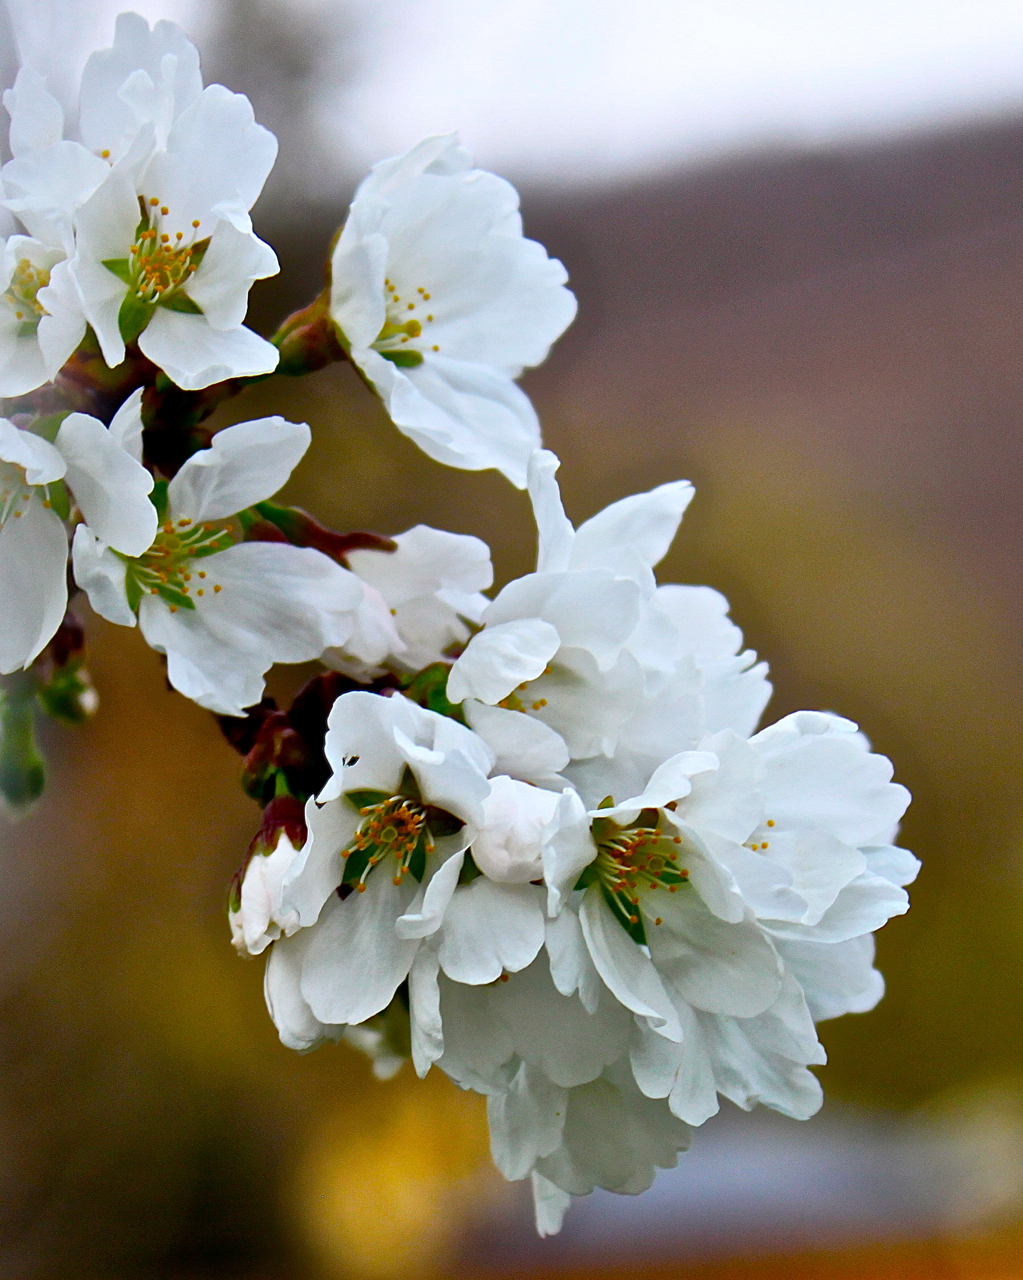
123,566,144,615
601,883,648,947
573,863,598,891
17,320,40,339
597,795,615,809
185,533,234,559
102,257,133,286
117,290,156,345
160,292,203,314
459,850,483,885
341,844,372,886
152,582,196,611
424,807,463,839
345,789,391,812
149,480,170,522
405,830,428,883
402,662,465,724
399,764,422,804
45,479,71,521
28,412,70,444
379,349,424,367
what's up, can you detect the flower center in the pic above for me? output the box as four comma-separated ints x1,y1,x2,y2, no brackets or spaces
0,462,33,525
372,278,439,366
119,516,235,614
4,258,50,334
345,795,432,890
128,198,207,304
583,806,690,944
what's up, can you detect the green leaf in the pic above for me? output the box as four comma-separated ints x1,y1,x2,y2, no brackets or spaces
345,789,391,812
101,257,133,285
117,290,155,345
160,292,203,314
379,349,424,368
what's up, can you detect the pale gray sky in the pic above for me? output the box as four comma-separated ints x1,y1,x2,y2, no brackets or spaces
5,0,1023,188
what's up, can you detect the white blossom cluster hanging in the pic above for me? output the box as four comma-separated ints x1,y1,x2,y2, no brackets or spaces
0,14,918,1237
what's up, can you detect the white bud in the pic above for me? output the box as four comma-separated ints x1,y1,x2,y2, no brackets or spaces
473,775,560,883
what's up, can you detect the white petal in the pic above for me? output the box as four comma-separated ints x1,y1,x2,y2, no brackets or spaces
526,449,575,574
70,525,136,627
56,413,156,555
79,12,203,158
359,348,540,488
438,879,545,983
3,68,63,157
545,909,602,1014
138,311,279,391
395,849,465,940
0,418,65,483
280,793,357,928
347,523,493,604
137,543,365,715
264,929,345,1053
777,934,885,1021
167,417,310,522
580,890,681,1040
473,775,560,883
3,141,110,250
649,893,782,1018
542,788,597,916
464,700,569,788
498,956,631,1085
487,1061,567,1181
186,221,279,330
571,480,694,577
766,870,909,943
107,387,145,463
300,874,419,1025
0,496,67,672
35,259,86,379
142,84,277,230
446,617,560,705
532,1173,571,1238
408,944,443,1077
67,161,140,365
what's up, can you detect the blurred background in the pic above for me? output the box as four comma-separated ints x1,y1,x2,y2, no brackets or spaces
3,1,1023,1276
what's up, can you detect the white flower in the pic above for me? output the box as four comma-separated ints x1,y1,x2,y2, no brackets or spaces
0,234,86,396
447,449,766,764
489,1056,692,1235
0,16,207,394
267,691,495,1029
69,82,279,389
230,831,302,957
543,711,915,1128
0,404,155,673
328,523,492,676
71,415,374,716
472,775,561,883
329,136,577,487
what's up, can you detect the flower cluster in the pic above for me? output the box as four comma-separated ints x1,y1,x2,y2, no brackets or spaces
1,13,917,1240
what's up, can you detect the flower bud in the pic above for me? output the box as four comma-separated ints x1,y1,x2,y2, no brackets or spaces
229,794,306,955
472,775,560,883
